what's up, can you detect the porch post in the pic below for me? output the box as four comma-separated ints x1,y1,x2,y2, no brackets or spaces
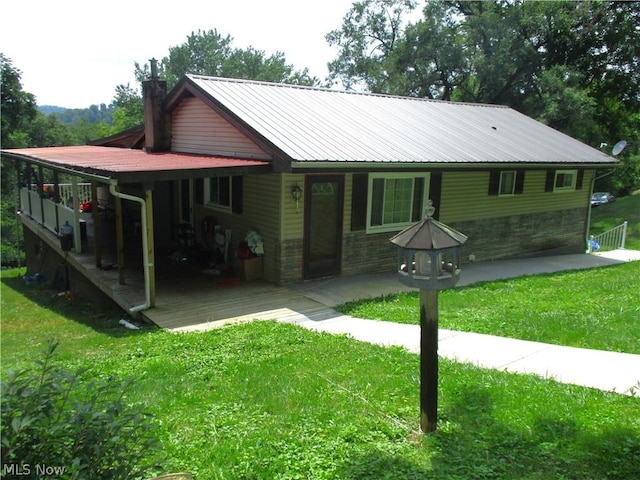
52,171,60,230
26,163,33,215
71,177,82,253
38,165,45,222
91,182,102,268
144,188,156,307
15,162,22,270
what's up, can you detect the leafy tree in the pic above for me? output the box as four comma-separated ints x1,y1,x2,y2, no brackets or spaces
111,83,145,131
27,113,79,147
112,29,318,129
533,66,598,141
1,53,37,148
326,0,640,193
158,29,319,87
389,1,467,99
326,0,418,92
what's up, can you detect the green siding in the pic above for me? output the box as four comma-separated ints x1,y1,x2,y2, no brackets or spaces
440,170,594,222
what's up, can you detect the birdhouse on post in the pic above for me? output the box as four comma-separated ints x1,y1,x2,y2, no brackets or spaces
390,200,467,433
390,201,467,291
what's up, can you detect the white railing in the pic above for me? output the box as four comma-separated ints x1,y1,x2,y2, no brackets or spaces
588,221,628,252
58,183,92,207
19,186,83,253
31,183,92,208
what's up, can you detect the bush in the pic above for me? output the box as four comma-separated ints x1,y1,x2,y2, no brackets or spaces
1,340,162,479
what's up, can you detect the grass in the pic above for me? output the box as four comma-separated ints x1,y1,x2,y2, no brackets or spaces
590,193,640,250
336,262,640,354
2,269,640,479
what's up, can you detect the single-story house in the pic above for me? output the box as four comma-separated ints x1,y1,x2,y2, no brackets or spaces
1,71,617,317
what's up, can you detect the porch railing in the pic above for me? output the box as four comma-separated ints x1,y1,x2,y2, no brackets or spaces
34,183,92,207
588,221,628,253
19,186,84,253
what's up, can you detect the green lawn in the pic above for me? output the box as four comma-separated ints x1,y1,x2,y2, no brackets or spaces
590,193,640,250
337,262,640,354
2,270,639,479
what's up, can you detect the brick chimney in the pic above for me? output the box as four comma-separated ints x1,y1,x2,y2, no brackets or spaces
142,58,171,152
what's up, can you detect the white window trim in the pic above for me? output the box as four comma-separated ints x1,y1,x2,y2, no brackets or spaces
553,169,577,192
499,170,517,196
366,172,430,234
204,177,232,212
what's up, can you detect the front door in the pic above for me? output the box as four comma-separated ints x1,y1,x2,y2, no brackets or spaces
303,175,344,279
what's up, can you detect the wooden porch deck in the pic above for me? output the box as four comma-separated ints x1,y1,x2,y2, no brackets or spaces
22,214,335,332
143,275,336,332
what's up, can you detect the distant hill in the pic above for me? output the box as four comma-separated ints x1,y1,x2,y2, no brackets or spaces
39,105,67,115
38,104,115,126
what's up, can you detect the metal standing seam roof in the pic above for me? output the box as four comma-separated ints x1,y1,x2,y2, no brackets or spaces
187,74,616,166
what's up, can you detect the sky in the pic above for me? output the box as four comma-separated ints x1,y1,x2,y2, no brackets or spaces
1,0,362,109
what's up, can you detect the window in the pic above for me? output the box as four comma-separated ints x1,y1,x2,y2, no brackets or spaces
499,171,516,196
204,176,243,213
545,169,583,193
488,170,525,196
206,176,231,209
553,169,577,192
367,173,429,233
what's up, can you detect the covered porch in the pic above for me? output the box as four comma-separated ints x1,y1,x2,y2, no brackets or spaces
19,211,330,330
5,145,272,323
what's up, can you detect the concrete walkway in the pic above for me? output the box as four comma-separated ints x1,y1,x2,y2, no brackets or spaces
286,250,640,396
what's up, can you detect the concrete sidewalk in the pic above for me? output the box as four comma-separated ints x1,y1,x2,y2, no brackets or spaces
287,251,640,396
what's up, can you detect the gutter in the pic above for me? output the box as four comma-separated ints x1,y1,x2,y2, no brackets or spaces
109,183,152,314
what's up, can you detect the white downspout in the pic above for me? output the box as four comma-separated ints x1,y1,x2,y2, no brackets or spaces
109,183,152,313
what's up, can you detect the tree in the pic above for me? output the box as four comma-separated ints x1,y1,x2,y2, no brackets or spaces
1,54,37,266
111,83,145,131
27,114,79,147
533,66,598,141
326,0,418,92
326,0,640,193
389,1,467,99
112,29,319,128
1,53,37,148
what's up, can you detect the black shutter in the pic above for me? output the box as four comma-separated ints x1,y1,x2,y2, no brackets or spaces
351,174,368,231
488,170,500,196
576,169,584,190
232,176,243,214
429,172,443,220
545,170,555,192
515,170,525,194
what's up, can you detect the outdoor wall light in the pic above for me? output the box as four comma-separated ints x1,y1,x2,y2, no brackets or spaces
291,185,303,213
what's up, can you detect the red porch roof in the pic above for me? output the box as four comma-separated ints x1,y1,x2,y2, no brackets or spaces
2,145,271,182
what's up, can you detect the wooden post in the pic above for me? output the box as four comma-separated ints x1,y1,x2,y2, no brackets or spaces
91,182,102,268
420,288,439,433
15,162,22,271
71,177,82,253
144,189,156,308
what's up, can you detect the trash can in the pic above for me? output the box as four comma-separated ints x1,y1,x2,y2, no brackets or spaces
60,221,73,252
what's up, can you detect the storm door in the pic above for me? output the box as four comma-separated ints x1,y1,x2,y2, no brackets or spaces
303,175,344,279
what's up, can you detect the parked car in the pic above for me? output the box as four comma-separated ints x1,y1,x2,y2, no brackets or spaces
591,192,615,207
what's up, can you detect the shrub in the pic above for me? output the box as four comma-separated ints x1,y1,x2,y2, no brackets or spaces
1,340,162,479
